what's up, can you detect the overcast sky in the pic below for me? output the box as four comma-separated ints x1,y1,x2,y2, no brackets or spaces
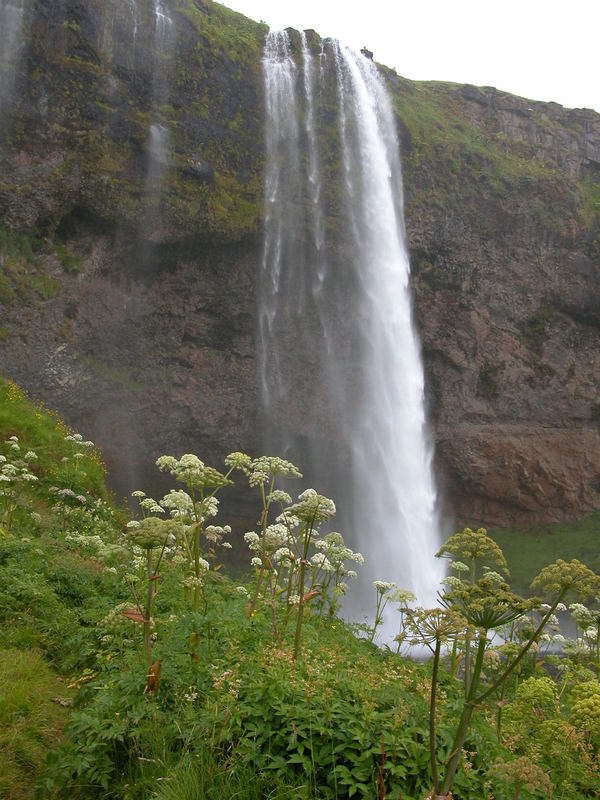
217,0,599,112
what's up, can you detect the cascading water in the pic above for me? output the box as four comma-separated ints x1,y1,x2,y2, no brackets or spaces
0,0,29,119
153,0,173,47
260,31,444,639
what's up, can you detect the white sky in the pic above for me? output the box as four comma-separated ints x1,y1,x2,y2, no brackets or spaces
217,0,599,112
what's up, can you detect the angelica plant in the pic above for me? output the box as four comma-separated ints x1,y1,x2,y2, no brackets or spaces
237,455,302,622
416,527,600,799
370,581,398,643
309,531,364,618
0,437,38,532
124,514,179,666
156,454,234,616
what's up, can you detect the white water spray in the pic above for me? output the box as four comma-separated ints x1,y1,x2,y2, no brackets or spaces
0,0,28,118
261,31,444,639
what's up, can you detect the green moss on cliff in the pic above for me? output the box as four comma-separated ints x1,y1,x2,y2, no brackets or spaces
0,224,62,305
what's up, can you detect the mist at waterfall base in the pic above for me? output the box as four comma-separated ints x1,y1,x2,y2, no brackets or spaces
260,31,445,642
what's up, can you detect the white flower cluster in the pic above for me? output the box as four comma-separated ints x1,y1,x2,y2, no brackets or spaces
224,451,253,473
314,531,364,570
159,489,194,517
156,453,232,489
286,488,336,523
373,580,397,594
266,489,292,506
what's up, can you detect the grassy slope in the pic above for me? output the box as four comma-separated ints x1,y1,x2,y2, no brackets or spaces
1,376,600,799
490,513,600,596
0,377,119,798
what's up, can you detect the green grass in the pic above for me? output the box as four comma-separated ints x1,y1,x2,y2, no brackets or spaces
490,512,600,596
0,377,108,498
0,649,73,800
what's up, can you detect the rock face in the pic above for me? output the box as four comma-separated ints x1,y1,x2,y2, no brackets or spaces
0,0,599,527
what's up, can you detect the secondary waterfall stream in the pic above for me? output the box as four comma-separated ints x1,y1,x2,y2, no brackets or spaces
260,31,443,638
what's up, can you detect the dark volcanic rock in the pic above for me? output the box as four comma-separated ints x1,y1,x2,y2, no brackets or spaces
0,0,599,528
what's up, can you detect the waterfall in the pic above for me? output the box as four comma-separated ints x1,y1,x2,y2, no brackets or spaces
260,31,444,639
0,0,28,119
154,0,173,47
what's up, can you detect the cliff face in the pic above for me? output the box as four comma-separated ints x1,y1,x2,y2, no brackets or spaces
0,0,599,525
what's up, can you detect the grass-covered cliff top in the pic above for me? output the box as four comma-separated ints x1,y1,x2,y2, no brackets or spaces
2,0,598,248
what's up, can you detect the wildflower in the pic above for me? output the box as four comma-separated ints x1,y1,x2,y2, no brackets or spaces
160,489,193,516
73,452,84,460
157,453,232,489
391,588,417,605
311,552,333,571
251,456,302,479
127,520,140,529
132,490,146,498
224,451,252,473
127,517,179,550
236,586,250,597
288,594,301,605
374,580,397,594
251,556,262,568
244,531,260,547
286,488,335,523
24,451,37,460
264,523,287,549
249,469,269,487
200,496,219,519
273,547,294,563
266,489,292,505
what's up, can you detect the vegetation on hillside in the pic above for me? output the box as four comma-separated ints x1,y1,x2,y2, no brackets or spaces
1,377,600,799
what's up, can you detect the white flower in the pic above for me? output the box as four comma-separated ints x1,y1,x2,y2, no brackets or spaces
221,542,232,549
373,580,397,594
273,547,294,563
24,451,37,460
264,523,288,549
236,586,250,597
160,489,193,515
224,451,252,472
251,557,262,568
132,490,146,498
244,531,260,547
266,489,292,505
288,594,301,606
